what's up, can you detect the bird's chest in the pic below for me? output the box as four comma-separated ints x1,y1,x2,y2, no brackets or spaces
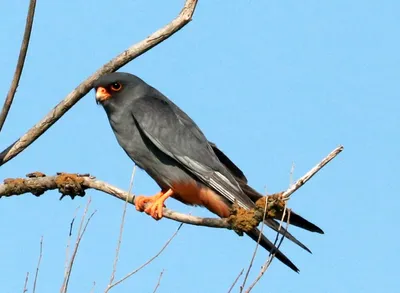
108,113,163,170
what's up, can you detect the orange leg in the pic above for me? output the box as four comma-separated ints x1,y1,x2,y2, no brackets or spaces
135,189,174,220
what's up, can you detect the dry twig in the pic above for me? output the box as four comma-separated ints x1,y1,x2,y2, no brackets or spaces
227,269,244,293
60,198,96,293
32,236,43,293
105,166,137,292
0,0,198,166
152,270,165,293
90,282,96,293
244,209,292,293
283,145,343,200
22,272,29,293
64,206,80,278
0,0,37,132
108,223,183,290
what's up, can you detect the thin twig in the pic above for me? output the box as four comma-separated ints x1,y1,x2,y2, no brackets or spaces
32,236,43,293
90,281,96,293
108,223,183,290
283,145,343,200
0,0,37,132
244,209,291,293
289,162,295,186
227,269,244,293
64,206,80,277
105,166,137,292
60,198,96,293
22,272,29,293
240,196,269,291
152,270,165,293
0,0,198,166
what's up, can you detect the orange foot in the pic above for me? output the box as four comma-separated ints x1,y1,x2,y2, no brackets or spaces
135,189,174,220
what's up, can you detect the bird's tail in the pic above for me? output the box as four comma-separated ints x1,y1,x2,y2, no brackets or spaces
246,228,299,272
240,182,324,233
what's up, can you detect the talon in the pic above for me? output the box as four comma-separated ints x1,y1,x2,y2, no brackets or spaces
134,189,173,220
135,195,154,212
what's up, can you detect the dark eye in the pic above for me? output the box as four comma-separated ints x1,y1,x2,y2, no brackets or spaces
110,82,122,91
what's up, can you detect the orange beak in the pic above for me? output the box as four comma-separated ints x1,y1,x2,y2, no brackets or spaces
95,87,111,103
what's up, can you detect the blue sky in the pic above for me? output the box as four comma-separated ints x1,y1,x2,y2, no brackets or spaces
1,0,399,292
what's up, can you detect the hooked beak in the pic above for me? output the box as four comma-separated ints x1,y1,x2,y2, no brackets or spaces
95,87,111,104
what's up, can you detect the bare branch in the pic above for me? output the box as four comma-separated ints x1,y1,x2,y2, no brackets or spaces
283,145,343,200
152,270,165,293
0,146,343,230
60,199,96,293
106,166,136,292
0,0,198,166
0,0,37,132
22,272,29,293
33,236,43,293
227,269,244,293
108,223,183,290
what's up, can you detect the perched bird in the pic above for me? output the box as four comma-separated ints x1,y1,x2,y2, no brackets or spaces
94,72,323,272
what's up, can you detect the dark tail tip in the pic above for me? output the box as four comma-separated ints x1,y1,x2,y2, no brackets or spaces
246,229,300,273
288,212,324,234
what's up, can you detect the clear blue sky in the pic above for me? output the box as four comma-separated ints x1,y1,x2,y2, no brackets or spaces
1,1,399,292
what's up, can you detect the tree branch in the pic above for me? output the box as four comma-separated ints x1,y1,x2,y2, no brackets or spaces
0,0,198,166
0,0,37,132
0,146,343,229
282,145,344,200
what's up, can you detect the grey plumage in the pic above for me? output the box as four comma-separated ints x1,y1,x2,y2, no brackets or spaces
94,72,323,273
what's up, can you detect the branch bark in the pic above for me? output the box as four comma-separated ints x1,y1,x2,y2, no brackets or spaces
0,0,198,166
0,146,343,229
0,0,37,132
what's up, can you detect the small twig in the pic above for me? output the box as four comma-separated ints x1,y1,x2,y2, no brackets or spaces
152,270,165,293
227,269,244,293
105,166,137,292
60,198,96,293
22,272,29,293
283,145,343,200
90,281,96,293
64,206,80,276
0,0,37,132
108,223,183,290
32,236,43,293
240,196,268,291
0,0,198,166
244,209,291,293
289,162,295,186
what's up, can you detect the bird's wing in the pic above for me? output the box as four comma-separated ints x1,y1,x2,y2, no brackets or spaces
208,142,248,183
130,94,254,209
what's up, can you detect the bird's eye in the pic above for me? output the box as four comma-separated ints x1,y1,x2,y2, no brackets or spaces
110,82,122,92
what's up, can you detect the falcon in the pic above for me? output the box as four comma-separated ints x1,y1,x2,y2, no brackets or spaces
93,72,323,272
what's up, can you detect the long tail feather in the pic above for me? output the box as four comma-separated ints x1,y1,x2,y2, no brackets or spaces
246,228,299,273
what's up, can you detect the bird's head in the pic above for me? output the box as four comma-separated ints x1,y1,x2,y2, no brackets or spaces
93,72,147,107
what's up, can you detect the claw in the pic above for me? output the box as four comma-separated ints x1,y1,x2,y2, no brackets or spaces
134,189,173,220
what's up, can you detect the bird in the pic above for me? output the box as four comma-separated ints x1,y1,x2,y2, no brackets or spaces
93,72,323,272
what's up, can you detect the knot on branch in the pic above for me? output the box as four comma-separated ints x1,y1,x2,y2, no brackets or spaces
55,173,86,200
26,171,46,178
2,177,47,197
227,192,286,235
